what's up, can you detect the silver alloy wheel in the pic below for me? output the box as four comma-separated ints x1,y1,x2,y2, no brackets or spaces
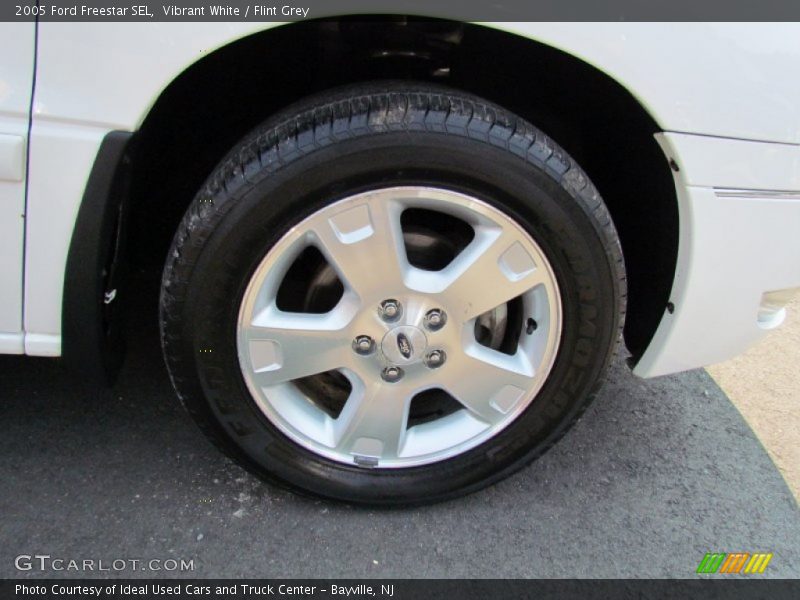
236,187,562,468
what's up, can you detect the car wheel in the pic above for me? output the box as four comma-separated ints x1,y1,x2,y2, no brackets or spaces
159,82,626,505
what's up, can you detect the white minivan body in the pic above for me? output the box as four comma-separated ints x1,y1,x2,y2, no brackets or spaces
2,22,798,376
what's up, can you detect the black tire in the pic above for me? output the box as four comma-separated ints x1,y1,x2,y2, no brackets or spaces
160,82,626,505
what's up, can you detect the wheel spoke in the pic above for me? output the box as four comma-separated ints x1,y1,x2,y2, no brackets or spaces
441,228,547,321
310,197,408,298
243,307,351,386
334,381,413,462
441,347,535,425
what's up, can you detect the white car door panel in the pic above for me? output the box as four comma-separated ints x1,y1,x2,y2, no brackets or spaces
0,23,34,353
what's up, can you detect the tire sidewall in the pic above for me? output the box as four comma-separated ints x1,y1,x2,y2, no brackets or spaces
162,96,622,505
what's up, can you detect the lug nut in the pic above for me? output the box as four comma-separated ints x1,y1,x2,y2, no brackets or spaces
380,299,402,321
424,308,447,331
353,335,374,355
424,349,446,369
381,366,404,383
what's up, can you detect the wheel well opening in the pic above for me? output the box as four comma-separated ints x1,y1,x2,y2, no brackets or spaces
129,17,678,360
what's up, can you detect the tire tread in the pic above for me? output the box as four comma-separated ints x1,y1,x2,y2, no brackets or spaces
160,82,627,505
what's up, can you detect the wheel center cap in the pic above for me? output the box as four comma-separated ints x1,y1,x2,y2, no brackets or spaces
381,325,428,365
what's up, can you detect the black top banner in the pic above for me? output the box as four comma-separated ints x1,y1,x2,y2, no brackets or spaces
5,0,800,22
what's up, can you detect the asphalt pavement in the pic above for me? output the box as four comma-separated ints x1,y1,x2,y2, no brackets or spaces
1,303,798,579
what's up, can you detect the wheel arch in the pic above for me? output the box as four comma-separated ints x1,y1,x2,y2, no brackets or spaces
123,17,677,365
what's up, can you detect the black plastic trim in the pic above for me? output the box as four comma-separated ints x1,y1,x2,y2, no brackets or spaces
62,131,133,385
